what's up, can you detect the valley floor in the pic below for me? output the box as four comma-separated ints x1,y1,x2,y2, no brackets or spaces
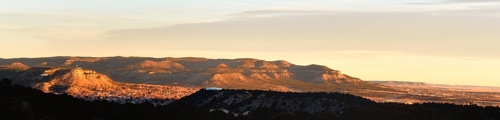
350,85,500,107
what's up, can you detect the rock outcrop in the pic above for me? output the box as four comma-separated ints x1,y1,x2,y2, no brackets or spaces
1,57,366,86
130,60,185,69
64,57,102,65
25,68,198,100
34,68,119,94
0,57,375,100
0,62,30,70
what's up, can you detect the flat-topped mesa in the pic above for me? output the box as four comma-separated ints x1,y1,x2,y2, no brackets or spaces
165,57,208,62
34,68,119,94
67,68,111,83
0,62,30,70
11,62,30,69
64,57,102,65
23,67,197,100
1,57,368,87
132,60,185,69
70,68,99,78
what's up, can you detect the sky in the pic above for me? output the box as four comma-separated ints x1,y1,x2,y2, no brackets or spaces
1,0,500,87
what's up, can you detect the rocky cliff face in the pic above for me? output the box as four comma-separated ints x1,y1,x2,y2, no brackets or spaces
99,58,362,86
0,57,370,87
0,66,197,100
0,57,378,100
64,57,102,65
0,62,30,70
6,57,349,87
33,68,119,94
130,60,185,69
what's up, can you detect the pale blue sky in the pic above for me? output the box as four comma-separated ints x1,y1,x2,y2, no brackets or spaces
1,0,500,86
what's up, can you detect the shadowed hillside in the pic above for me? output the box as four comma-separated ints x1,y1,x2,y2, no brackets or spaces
1,78,500,120
0,57,366,86
0,57,392,101
172,89,376,114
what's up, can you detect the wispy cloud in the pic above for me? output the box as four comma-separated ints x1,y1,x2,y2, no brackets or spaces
103,11,500,59
408,0,500,4
226,9,333,17
448,0,500,3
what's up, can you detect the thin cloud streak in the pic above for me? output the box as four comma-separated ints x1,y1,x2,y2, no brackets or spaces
449,0,500,3
103,11,500,59
225,9,334,17
408,0,500,5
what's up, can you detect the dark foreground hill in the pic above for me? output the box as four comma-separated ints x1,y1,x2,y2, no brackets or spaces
1,78,500,120
172,89,375,114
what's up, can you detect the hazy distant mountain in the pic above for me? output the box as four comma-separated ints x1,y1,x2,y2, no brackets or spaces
369,81,428,86
0,62,30,69
0,56,380,100
368,80,500,93
3,57,499,107
0,56,368,86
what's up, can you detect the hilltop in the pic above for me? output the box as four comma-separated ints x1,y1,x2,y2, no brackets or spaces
0,66,197,101
0,56,364,86
2,57,500,106
0,56,388,102
172,89,375,114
